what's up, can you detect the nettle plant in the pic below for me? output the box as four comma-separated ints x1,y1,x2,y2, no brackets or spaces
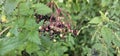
0,0,78,56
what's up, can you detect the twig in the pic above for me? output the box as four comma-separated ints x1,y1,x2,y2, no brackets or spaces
0,26,10,36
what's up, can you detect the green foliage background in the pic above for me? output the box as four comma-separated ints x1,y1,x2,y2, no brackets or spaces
0,0,120,56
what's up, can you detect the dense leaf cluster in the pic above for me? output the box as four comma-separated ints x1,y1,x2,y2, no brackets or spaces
0,0,120,56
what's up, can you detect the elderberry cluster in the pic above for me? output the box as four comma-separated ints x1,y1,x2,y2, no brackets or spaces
34,1,79,40
34,14,79,39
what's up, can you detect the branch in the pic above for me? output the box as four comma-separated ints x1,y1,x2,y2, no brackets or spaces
0,26,10,36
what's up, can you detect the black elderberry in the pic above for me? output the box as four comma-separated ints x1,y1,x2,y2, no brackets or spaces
50,16,56,22
34,13,43,23
48,25,51,29
42,15,50,21
57,24,65,28
34,13,51,23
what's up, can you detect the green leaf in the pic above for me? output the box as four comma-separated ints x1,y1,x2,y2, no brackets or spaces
9,25,19,37
112,32,120,47
101,0,110,7
4,0,20,14
19,2,33,15
40,35,52,49
37,51,45,56
68,33,75,45
27,31,41,45
0,37,21,55
33,3,52,15
92,43,107,56
65,34,75,49
48,42,68,56
82,46,91,55
26,41,40,53
113,39,120,47
101,26,115,46
89,17,102,24
99,11,109,22
72,3,80,13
